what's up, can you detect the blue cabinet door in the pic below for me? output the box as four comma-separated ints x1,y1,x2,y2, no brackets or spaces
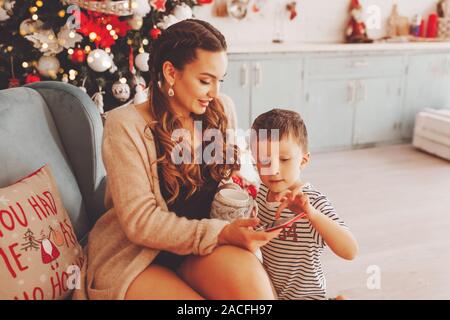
250,59,303,125
220,60,252,130
353,77,404,145
403,53,450,138
303,79,356,151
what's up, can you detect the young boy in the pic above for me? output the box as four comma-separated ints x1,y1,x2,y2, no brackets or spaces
250,109,358,300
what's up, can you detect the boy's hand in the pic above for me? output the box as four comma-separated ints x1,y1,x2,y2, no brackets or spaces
274,188,316,220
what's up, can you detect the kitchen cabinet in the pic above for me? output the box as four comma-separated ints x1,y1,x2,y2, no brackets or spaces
221,56,303,131
403,53,450,138
222,48,450,151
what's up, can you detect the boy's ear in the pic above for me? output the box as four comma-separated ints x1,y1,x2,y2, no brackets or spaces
300,152,311,169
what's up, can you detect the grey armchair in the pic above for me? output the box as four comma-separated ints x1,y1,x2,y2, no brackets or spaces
0,81,106,245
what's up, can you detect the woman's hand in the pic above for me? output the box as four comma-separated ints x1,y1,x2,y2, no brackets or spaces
218,218,281,253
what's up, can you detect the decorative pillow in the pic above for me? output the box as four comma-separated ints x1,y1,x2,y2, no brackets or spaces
0,165,84,300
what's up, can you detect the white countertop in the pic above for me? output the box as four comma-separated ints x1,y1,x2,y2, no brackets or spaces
227,41,450,54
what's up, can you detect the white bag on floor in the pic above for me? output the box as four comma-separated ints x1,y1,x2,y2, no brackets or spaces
413,108,450,161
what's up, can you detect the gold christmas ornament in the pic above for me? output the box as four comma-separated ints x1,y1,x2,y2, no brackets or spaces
37,55,60,78
61,0,134,16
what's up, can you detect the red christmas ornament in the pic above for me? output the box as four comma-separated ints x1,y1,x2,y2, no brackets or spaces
77,11,131,48
197,0,213,4
150,26,162,40
71,48,86,64
8,78,20,88
25,73,41,84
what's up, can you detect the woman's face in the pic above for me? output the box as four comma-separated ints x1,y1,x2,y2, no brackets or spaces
166,48,228,117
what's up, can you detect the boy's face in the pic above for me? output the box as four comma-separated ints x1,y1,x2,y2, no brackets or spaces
251,135,310,193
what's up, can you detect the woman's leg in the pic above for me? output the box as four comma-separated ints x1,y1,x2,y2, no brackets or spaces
178,245,276,300
125,264,204,300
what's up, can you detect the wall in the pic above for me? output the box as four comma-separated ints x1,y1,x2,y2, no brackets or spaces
193,0,439,45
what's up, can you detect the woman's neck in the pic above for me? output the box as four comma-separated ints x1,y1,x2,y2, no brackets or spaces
174,108,191,121
167,96,191,120
165,100,194,132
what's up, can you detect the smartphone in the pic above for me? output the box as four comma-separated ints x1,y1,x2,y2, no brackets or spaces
255,213,306,232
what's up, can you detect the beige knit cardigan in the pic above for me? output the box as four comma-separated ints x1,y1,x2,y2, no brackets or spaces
73,95,238,299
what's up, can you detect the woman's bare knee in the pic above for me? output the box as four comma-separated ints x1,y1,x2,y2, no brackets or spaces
179,245,275,300
125,264,204,300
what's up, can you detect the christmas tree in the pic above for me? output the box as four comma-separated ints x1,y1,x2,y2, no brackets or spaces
0,0,209,113
21,228,40,251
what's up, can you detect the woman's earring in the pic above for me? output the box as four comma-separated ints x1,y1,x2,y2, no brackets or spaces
168,86,175,97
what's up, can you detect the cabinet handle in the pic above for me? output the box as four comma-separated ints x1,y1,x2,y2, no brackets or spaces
356,80,366,102
254,63,262,88
393,122,403,130
350,60,369,68
347,81,356,103
240,63,249,88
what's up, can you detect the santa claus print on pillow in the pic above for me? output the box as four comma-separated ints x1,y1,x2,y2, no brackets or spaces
0,165,84,300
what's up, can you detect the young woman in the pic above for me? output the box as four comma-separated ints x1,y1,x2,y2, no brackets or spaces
74,19,280,300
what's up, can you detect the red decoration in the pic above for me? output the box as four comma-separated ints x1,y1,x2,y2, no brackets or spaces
150,26,162,40
197,0,213,4
232,175,244,188
246,185,257,199
8,78,20,88
150,0,167,12
40,238,60,268
252,4,260,13
25,73,41,84
77,11,131,48
420,19,426,37
286,2,298,21
129,46,134,72
71,48,86,64
345,0,372,43
427,13,438,38
232,175,257,199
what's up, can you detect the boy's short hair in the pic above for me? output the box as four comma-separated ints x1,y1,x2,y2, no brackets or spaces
251,108,309,152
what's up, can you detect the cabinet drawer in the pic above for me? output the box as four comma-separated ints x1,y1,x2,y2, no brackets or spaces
306,56,405,78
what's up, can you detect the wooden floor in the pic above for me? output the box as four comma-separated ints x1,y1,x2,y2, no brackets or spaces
302,144,450,300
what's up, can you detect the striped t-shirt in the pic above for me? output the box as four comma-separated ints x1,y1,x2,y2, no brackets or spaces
257,183,347,300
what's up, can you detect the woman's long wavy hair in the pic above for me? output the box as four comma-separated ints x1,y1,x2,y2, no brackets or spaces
145,19,240,205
